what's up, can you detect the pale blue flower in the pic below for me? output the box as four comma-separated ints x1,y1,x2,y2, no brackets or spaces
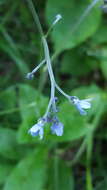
28,119,45,139
70,96,92,115
51,121,64,136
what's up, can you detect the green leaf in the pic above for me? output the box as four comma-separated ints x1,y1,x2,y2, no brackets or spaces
95,179,107,190
57,159,74,190
99,48,107,80
46,100,88,142
46,84,105,142
47,157,74,190
91,22,107,44
0,42,29,75
17,84,48,143
18,84,48,120
0,128,31,160
18,84,105,143
60,48,97,76
0,26,29,75
100,60,107,80
87,47,107,80
0,159,14,185
0,86,21,129
4,147,48,190
0,86,17,110
45,0,101,54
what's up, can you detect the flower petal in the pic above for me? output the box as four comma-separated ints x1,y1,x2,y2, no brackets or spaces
39,127,44,140
75,103,87,115
79,100,91,109
28,124,40,136
51,122,63,136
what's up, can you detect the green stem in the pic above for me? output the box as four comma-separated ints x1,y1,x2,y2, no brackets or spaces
54,155,59,190
26,0,43,36
86,105,104,190
70,138,87,166
86,165,93,190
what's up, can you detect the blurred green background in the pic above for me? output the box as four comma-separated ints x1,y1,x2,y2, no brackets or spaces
0,0,107,189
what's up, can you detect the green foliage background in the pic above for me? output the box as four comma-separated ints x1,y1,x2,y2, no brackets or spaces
0,0,107,189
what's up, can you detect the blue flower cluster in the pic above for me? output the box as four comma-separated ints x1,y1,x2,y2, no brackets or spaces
28,113,64,139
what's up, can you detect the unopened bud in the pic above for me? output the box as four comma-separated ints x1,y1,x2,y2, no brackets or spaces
26,72,34,80
53,14,62,25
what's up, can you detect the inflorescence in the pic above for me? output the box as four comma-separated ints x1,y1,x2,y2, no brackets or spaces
26,6,93,140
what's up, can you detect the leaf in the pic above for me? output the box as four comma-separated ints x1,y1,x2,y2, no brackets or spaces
95,179,107,190
45,0,101,54
0,42,29,75
58,160,74,190
18,84,105,143
18,84,48,120
4,147,48,190
46,100,88,142
0,26,29,75
0,86,17,110
84,46,107,79
17,84,48,143
47,158,74,190
91,22,107,44
100,60,107,80
60,48,97,76
46,84,105,142
0,159,14,185
0,128,31,160
18,83,88,143
99,48,107,80
0,86,20,129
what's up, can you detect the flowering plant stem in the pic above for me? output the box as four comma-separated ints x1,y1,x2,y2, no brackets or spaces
26,0,57,117
42,37,56,117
